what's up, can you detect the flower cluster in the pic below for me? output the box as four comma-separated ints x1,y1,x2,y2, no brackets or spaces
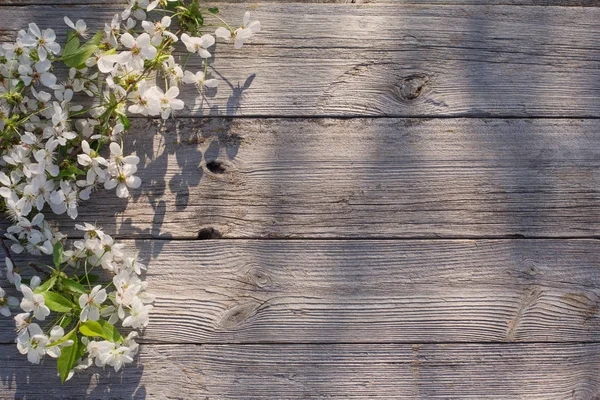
0,0,260,382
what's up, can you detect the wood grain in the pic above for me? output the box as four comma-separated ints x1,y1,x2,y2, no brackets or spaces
1,342,600,398
6,118,596,239
7,1,600,6
1,4,600,116
2,239,600,344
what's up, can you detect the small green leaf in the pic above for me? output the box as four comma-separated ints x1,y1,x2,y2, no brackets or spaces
98,320,122,343
57,331,79,383
166,1,180,11
34,276,57,294
79,320,105,338
61,30,102,69
53,242,63,268
118,113,130,131
43,292,75,313
208,7,219,14
79,320,123,343
89,30,103,46
61,278,86,295
60,315,73,329
56,165,86,180
62,44,98,69
63,30,81,57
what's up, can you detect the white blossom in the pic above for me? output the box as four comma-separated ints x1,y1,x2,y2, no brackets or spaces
64,17,88,38
20,285,50,321
17,323,50,364
119,32,157,70
20,23,60,61
78,285,107,322
183,70,218,90
181,33,215,58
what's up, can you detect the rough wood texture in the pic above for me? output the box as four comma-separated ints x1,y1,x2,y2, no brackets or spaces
7,1,600,6
8,118,596,239
2,1,600,398
2,239,600,344
1,343,600,399
2,4,600,116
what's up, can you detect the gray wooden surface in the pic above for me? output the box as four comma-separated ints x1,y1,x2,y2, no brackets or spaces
3,4,600,117
19,117,599,240
1,1,600,399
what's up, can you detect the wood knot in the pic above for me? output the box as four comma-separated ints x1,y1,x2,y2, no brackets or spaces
197,227,222,240
219,301,262,329
396,74,429,100
206,160,227,174
244,265,273,289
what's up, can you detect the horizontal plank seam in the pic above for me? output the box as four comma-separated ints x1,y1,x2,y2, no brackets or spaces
110,115,600,120
2,3,600,8
3,341,600,346
101,235,600,241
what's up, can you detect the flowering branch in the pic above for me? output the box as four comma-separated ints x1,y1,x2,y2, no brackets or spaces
0,0,260,382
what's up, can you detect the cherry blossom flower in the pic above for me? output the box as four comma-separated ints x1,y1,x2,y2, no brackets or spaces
142,16,176,46
0,287,18,317
216,12,261,49
17,323,50,364
181,33,215,58
20,285,50,321
64,17,88,38
20,23,60,61
78,285,107,322
183,70,219,90
149,86,184,119
119,32,157,70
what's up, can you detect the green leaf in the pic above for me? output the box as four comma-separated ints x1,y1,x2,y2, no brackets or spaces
61,278,86,295
60,315,73,329
62,45,97,69
79,320,123,343
61,30,102,69
57,331,79,383
56,165,86,180
79,320,104,338
190,0,203,26
34,276,57,294
118,113,130,131
88,30,103,46
98,320,122,343
208,7,219,14
53,242,63,268
166,0,180,11
43,292,76,313
63,30,81,58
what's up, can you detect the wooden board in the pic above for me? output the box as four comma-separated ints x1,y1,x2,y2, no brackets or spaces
2,4,600,117
6,118,596,239
7,1,600,6
2,239,600,344
1,343,600,398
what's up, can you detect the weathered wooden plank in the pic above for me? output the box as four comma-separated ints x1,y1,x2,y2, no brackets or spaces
2,239,600,344
10,118,598,239
1,343,600,398
1,4,600,116
7,1,600,6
